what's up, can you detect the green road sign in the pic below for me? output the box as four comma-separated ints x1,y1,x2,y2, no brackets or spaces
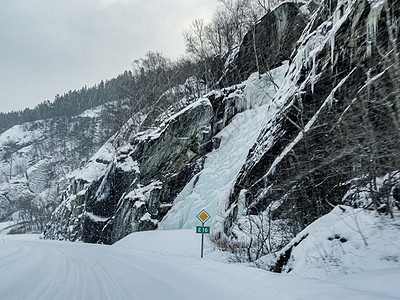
196,226,210,234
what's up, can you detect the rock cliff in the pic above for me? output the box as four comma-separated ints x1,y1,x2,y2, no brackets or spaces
45,0,400,256
44,89,254,243
224,0,400,247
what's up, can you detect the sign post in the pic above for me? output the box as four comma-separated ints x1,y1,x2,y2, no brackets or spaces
196,209,210,258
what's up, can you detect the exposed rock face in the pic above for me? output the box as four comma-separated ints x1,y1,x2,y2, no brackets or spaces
224,0,400,237
221,2,309,86
43,2,311,245
46,0,400,253
45,99,214,243
45,69,269,243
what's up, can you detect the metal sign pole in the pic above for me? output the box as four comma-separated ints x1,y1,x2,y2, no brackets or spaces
196,209,210,258
201,221,204,258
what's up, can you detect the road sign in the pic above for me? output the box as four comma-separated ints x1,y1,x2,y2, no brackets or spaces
196,209,211,258
196,209,210,224
196,226,210,234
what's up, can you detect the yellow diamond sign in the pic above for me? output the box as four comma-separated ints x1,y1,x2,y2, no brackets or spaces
197,209,210,223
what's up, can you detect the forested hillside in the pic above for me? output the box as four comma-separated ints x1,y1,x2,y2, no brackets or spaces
0,73,132,134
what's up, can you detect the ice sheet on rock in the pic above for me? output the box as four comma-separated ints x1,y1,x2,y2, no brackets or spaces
242,61,289,109
160,106,269,230
160,63,289,231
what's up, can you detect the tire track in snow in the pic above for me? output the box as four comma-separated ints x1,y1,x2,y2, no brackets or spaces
0,238,190,300
86,246,191,300
2,234,398,300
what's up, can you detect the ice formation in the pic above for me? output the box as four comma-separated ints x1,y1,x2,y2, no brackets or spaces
160,63,289,231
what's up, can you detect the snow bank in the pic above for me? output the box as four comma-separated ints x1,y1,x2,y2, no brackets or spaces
0,221,16,234
259,206,400,279
114,229,226,261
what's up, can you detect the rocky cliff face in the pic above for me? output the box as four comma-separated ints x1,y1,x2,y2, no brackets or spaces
221,2,309,86
44,0,311,243
224,0,400,244
44,90,254,243
45,0,400,256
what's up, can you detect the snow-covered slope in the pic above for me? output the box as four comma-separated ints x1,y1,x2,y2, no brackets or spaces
258,206,400,279
0,103,122,229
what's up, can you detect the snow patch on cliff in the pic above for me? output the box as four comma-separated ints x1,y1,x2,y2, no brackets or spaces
73,142,115,183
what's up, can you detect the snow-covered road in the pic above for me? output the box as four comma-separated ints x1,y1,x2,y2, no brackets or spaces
1,231,399,300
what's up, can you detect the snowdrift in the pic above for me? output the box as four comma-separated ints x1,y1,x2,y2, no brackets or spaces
259,206,400,279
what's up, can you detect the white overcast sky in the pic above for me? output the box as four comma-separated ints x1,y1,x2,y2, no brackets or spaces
0,0,218,113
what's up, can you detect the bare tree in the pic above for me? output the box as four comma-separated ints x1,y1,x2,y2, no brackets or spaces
183,19,213,59
183,19,215,90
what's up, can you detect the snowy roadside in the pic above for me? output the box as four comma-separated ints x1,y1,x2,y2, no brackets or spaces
256,206,400,280
1,228,399,300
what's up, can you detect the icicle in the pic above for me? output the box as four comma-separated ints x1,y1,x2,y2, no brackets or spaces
330,34,335,66
295,45,305,72
330,6,343,66
366,0,385,57
311,54,317,94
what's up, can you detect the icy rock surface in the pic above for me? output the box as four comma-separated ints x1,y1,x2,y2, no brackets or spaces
160,62,289,231
225,0,400,240
45,98,214,243
46,60,289,244
221,2,308,86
